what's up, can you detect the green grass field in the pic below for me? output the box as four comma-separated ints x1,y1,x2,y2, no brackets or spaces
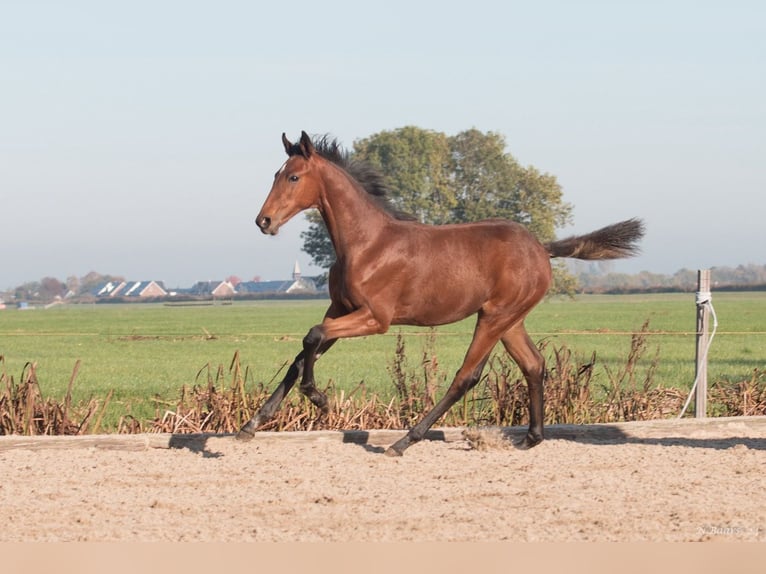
2,293,764,428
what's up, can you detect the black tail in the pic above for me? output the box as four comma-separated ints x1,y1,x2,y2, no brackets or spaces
545,218,645,260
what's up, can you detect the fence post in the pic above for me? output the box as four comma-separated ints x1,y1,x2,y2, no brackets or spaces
694,269,711,418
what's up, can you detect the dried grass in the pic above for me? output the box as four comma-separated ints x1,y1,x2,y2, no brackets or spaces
709,369,766,417
2,324,765,436
0,356,111,435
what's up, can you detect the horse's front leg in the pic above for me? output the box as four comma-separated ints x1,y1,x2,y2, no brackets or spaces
236,351,305,439
236,339,336,440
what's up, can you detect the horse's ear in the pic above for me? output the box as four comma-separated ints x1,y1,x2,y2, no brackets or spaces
298,130,314,158
282,133,293,156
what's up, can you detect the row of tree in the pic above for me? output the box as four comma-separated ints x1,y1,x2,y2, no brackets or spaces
2,273,262,303
5,272,126,303
572,262,766,294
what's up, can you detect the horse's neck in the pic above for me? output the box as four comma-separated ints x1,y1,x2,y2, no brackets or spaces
318,165,391,260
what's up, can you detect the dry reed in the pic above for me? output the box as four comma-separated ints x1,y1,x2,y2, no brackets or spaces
2,326,764,436
0,356,111,435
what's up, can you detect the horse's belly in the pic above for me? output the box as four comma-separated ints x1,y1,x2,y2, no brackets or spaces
391,289,484,327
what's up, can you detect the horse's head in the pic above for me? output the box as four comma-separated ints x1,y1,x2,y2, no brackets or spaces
255,131,321,235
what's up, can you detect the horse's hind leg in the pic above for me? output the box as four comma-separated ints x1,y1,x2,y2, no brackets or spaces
236,339,336,440
385,314,498,456
501,323,546,449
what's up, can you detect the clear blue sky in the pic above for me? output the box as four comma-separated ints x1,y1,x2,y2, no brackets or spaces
2,0,764,289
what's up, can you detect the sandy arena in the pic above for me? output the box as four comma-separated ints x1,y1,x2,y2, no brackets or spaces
1,417,764,542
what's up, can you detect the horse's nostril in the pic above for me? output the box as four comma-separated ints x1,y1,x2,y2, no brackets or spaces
257,216,271,230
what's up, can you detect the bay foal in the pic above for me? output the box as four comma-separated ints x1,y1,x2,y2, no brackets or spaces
238,131,644,456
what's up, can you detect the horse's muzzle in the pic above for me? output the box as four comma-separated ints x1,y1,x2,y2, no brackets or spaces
256,215,278,235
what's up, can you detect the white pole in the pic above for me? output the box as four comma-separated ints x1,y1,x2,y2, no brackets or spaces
694,269,711,418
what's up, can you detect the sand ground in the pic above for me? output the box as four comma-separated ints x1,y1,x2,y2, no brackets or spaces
1,417,764,542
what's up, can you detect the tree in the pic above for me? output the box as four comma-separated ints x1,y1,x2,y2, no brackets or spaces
66,275,80,295
39,277,65,301
301,212,335,274
13,281,40,302
353,126,455,224
448,128,571,241
301,126,575,292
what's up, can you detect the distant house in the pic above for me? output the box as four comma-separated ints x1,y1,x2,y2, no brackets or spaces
237,261,318,296
188,280,236,298
91,262,321,300
235,280,293,294
94,280,167,298
94,281,124,297
122,281,167,298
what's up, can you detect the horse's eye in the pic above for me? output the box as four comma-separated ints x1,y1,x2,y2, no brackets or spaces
288,175,299,183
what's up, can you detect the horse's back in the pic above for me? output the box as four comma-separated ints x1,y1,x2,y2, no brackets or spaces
420,219,550,270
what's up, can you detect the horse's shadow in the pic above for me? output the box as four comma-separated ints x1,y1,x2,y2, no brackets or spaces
499,425,766,451
167,433,234,457
164,425,766,457
340,426,766,452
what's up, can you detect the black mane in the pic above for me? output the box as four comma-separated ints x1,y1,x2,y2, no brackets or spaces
310,135,416,221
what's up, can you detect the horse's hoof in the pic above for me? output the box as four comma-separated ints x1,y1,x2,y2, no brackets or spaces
236,426,255,441
384,446,403,457
385,434,412,457
513,433,543,450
